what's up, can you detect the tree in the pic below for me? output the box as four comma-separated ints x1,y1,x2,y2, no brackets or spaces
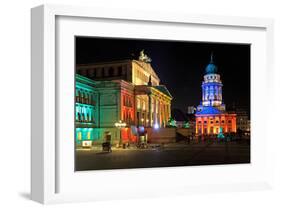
183,121,190,128
167,117,177,127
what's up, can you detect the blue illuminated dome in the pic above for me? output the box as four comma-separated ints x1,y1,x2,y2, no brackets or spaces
205,53,218,74
196,106,222,115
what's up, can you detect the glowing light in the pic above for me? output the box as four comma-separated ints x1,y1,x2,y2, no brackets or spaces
154,123,159,129
167,117,177,127
77,132,82,140
114,120,126,128
87,131,91,139
82,140,92,148
217,127,225,139
139,126,145,133
183,121,190,128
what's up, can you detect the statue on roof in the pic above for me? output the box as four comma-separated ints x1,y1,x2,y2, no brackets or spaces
147,75,152,86
139,50,152,63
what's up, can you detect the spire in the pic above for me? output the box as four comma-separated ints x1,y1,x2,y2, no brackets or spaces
205,52,218,74
210,52,214,64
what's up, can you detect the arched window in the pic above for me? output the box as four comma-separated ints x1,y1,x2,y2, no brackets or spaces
109,67,114,76
128,97,132,107
122,96,125,106
91,95,95,105
118,66,122,76
80,92,85,103
81,69,87,76
101,68,105,77
77,112,81,122
90,68,96,77
76,90,80,103
88,93,91,104
84,93,88,104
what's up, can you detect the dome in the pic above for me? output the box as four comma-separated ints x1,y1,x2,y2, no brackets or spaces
205,63,218,74
195,106,222,115
205,53,218,74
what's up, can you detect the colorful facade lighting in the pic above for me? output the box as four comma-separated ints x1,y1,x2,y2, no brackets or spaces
154,123,159,129
195,54,236,135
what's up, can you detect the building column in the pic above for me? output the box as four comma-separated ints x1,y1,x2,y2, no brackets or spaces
158,100,161,127
167,104,171,120
154,97,157,126
165,102,168,125
163,103,166,124
201,119,204,135
233,116,237,133
167,103,170,121
195,117,198,134
148,93,152,127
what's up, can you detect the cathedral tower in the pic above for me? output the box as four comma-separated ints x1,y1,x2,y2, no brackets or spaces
195,53,236,136
199,53,225,111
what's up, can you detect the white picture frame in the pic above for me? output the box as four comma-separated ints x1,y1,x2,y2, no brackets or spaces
31,4,274,204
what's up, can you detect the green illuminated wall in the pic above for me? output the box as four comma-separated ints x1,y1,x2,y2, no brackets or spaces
75,75,98,144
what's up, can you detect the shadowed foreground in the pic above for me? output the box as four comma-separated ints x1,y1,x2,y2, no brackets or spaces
75,141,250,171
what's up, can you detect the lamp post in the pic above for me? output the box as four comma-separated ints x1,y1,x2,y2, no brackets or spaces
114,120,126,147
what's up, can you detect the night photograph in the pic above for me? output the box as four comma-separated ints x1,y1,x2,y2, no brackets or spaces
74,37,250,171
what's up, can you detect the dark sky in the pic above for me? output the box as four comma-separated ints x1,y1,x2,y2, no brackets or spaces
76,37,250,114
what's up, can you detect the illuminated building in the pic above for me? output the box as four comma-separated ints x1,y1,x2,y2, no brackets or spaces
75,75,98,146
187,106,196,114
195,54,236,135
76,51,172,145
236,108,250,132
75,75,136,146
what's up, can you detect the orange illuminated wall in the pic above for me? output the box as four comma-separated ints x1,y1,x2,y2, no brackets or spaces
195,113,236,135
121,90,135,124
121,128,137,143
120,89,137,142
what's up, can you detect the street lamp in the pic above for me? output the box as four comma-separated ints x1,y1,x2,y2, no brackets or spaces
114,120,127,147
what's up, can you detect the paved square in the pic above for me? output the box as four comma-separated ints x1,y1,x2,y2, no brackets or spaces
75,141,250,171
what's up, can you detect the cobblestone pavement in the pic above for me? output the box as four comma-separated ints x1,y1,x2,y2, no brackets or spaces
75,141,250,171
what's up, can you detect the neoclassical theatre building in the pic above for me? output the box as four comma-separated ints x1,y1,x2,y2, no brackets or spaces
195,54,236,135
75,51,172,146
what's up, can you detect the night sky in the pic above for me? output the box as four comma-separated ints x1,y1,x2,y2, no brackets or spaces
76,37,250,114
